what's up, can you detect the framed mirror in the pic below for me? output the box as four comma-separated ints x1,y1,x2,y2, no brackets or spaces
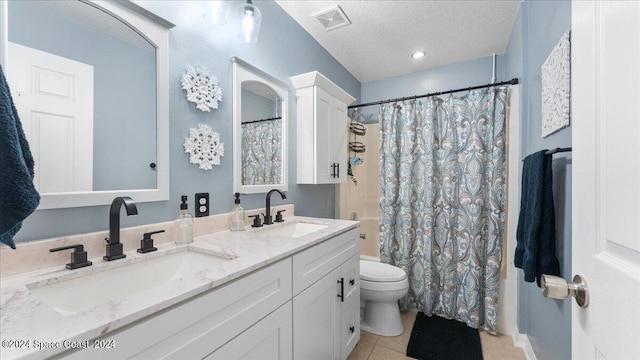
232,57,288,194
0,0,173,209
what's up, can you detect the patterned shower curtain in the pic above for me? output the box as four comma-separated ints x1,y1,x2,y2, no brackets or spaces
241,119,282,185
379,87,508,333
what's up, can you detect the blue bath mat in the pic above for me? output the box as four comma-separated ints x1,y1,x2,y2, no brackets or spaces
406,312,483,360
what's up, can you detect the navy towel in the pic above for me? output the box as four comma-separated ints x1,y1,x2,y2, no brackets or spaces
515,150,561,286
0,65,40,249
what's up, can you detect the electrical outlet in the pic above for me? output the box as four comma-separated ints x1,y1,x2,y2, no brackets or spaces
195,193,209,217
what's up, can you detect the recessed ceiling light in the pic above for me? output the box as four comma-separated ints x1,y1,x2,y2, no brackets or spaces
412,51,425,59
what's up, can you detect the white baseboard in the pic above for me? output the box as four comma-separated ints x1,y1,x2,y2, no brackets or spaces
513,331,537,360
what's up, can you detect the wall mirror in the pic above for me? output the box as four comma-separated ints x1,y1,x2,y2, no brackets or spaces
232,57,288,194
0,0,173,209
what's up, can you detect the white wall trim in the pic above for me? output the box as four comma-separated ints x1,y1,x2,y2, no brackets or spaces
514,331,538,360
497,85,521,336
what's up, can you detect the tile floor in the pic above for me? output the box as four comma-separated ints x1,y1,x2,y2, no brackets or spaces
348,310,526,360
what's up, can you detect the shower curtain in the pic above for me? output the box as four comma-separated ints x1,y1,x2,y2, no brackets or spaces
241,119,282,185
379,86,508,333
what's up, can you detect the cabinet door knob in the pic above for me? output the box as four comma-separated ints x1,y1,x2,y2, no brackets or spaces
349,326,355,333
349,279,355,286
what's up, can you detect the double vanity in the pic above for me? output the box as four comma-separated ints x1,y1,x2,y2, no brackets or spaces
0,216,360,360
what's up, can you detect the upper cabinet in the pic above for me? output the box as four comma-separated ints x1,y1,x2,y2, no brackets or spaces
291,72,355,184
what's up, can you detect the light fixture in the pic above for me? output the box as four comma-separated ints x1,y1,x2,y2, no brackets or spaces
412,51,425,59
238,0,262,44
203,1,229,25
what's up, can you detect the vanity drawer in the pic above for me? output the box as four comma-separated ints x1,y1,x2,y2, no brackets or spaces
60,258,292,360
292,228,359,296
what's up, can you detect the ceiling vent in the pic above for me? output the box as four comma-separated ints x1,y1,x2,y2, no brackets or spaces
312,5,351,31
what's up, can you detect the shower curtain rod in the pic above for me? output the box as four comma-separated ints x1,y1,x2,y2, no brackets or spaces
347,78,519,109
241,116,281,125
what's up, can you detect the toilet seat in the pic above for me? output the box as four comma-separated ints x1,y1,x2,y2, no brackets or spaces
360,278,409,292
360,260,407,282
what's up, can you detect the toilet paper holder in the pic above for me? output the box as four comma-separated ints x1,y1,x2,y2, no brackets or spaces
541,274,589,308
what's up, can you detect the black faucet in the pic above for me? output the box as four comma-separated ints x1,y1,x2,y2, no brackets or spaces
104,196,138,261
264,189,286,225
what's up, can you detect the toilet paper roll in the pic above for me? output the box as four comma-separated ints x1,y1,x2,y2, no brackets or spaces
541,275,569,299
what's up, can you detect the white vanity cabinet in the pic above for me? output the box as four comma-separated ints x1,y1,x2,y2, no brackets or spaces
205,301,293,360
291,71,356,184
292,228,360,360
52,226,360,360
59,259,293,360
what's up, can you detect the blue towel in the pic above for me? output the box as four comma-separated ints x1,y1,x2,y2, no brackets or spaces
0,64,40,249
515,150,561,285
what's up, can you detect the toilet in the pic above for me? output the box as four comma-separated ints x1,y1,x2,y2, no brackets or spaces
359,259,409,336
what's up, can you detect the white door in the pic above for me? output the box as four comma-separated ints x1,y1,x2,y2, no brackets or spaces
340,300,359,360
339,255,360,359
205,302,293,360
572,1,640,359
7,42,93,193
330,99,348,183
315,86,333,183
293,267,341,360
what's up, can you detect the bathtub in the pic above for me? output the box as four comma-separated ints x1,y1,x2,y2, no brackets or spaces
335,122,381,258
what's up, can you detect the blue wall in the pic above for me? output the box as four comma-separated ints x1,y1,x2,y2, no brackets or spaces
14,0,360,242
359,56,505,122
362,56,503,103
504,1,572,359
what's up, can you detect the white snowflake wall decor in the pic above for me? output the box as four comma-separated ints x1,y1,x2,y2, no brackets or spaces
183,124,224,170
541,31,571,138
181,64,223,112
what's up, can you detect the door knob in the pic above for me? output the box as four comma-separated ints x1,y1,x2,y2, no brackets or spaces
541,274,589,308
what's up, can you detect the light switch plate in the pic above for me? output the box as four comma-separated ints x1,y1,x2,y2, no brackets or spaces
195,193,209,217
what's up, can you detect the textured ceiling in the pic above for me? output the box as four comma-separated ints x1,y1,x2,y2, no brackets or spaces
275,0,521,83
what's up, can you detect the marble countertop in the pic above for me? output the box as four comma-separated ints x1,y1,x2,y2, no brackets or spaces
0,217,358,360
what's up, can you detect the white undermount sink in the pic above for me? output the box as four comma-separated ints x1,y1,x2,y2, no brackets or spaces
260,221,329,238
28,249,233,316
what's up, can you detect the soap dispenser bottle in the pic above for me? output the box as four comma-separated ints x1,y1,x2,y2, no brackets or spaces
175,195,194,244
230,193,245,232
